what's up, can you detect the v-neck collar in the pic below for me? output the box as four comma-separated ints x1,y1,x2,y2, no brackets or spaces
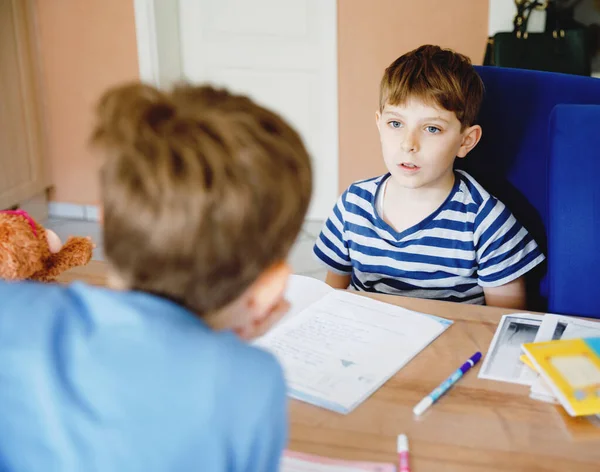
372,172,461,241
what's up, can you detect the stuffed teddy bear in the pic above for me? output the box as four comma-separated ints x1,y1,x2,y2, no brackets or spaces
0,209,94,282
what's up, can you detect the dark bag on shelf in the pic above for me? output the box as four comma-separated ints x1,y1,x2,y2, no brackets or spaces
484,0,592,76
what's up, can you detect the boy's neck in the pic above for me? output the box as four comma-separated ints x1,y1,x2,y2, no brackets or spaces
106,263,241,333
386,171,455,204
382,173,456,233
107,266,128,291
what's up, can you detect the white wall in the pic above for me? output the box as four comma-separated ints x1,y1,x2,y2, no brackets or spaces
488,0,546,35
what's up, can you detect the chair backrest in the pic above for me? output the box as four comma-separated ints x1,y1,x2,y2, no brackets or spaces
456,66,600,311
548,104,600,318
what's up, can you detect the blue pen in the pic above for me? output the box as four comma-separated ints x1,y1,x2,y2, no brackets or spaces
413,351,482,416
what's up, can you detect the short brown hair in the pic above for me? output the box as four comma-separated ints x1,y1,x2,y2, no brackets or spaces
90,83,312,316
379,45,484,128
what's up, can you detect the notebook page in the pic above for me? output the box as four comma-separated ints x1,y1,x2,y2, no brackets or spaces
255,290,451,413
284,274,334,322
253,274,334,343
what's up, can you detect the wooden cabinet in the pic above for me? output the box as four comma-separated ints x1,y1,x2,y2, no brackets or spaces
0,0,49,217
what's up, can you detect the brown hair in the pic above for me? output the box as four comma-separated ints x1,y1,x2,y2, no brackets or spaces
90,83,312,316
379,45,484,129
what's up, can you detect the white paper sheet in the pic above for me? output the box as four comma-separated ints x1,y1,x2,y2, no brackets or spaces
533,314,600,344
255,276,452,413
530,375,560,404
478,313,544,384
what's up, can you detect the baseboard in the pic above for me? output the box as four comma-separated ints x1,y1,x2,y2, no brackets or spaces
17,191,49,222
48,202,101,222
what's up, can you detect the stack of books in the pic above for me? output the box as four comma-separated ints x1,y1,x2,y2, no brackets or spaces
522,337,600,417
479,312,600,419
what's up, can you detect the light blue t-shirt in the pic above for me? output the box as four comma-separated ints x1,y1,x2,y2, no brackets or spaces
0,281,287,472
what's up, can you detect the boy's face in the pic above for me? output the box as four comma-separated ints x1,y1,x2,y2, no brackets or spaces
375,98,481,191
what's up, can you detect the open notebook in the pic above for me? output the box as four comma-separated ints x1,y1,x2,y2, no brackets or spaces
253,275,452,414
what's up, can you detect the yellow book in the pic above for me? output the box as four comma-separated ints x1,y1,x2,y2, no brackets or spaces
522,337,600,417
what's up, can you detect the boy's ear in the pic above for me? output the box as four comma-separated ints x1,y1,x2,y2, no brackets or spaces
375,110,381,127
456,124,482,159
236,262,291,340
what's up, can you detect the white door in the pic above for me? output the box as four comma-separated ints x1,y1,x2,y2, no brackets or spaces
178,0,338,220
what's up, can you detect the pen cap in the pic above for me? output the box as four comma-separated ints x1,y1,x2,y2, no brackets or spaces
397,434,409,452
461,351,482,373
413,396,433,416
471,351,482,364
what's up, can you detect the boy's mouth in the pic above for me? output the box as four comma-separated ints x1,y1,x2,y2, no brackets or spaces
398,162,420,171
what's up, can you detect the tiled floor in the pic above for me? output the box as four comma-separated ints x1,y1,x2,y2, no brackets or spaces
44,218,327,281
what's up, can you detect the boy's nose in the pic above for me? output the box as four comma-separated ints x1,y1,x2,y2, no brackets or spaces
401,131,419,153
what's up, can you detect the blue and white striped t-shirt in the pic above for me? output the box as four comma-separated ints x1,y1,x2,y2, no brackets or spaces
313,170,545,304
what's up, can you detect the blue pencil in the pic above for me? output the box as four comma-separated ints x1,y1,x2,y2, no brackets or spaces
413,351,482,416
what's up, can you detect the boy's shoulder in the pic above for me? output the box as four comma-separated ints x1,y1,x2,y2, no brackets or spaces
346,174,387,193
339,174,388,207
454,170,499,209
0,278,283,382
0,279,283,377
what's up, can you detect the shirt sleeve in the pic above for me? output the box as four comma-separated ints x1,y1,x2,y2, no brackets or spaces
226,346,288,472
313,190,352,274
474,197,546,287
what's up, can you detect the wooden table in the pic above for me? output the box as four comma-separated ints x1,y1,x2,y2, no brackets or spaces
59,261,600,471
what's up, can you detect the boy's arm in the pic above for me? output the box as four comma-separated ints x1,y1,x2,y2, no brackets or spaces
475,198,545,310
314,190,353,286
325,271,351,290
482,276,527,309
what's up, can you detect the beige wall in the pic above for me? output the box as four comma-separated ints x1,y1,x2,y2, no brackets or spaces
36,1,488,204
337,0,489,192
36,0,139,204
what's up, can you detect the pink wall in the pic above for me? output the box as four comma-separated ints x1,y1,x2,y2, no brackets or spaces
36,1,489,204
35,0,140,204
337,0,490,192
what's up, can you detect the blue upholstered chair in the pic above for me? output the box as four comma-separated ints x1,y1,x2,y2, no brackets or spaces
456,66,600,317
548,104,600,318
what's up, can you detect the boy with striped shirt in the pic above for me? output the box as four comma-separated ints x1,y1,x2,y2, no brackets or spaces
314,45,544,309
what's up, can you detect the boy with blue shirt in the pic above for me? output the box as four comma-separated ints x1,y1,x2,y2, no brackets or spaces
0,84,312,471
315,45,544,309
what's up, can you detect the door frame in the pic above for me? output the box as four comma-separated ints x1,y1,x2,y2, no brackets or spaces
133,0,159,86
133,0,183,88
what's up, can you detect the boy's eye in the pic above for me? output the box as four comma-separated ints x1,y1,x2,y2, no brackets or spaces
388,121,402,129
426,126,441,134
